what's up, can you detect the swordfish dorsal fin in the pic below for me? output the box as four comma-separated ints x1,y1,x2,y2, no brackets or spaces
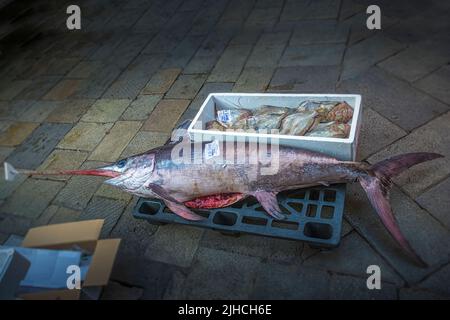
252,191,286,220
146,183,205,221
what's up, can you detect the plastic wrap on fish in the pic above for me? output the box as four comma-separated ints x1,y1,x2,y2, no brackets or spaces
215,105,252,129
248,105,291,130
280,111,320,136
306,122,351,138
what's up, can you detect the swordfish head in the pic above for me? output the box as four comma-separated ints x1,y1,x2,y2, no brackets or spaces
4,152,158,195
99,152,156,193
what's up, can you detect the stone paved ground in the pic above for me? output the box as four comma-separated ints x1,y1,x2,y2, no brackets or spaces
0,0,449,300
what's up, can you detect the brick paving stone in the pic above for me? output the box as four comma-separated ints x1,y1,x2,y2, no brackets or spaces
49,207,81,224
340,67,449,131
58,122,113,151
0,80,32,100
257,31,291,46
414,65,450,105
53,161,105,210
19,101,62,122
233,67,274,92
66,61,105,78
141,68,181,95
89,121,142,162
180,82,234,124
245,44,285,68
227,27,261,46
101,281,144,300
142,99,190,133
1,179,64,219
6,123,72,169
95,184,133,202
163,270,187,299
200,231,303,264
251,262,330,299
279,44,346,67
42,79,84,100
379,46,449,83
0,172,26,201
339,0,365,21
208,45,253,82
46,99,94,123
304,232,403,285
121,95,162,121
0,100,35,121
81,99,131,123
0,122,39,147
399,288,448,300
107,34,155,70
341,35,405,80
0,147,13,162
183,32,232,74
110,197,158,255
102,55,165,99
290,20,349,45
343,11,399,46
180,247,260,299
31,205,58,227
79,196,127,237
165,74,207,99
356,107,407,161
367,112,450,198
0,121,11,133
44,58,80,76
418,264,450,297
188,0,228,36
416,178,450,229
144,224,203,268
244,7,282,29
37,149,89,181
345,184,450,284
0,214,32,236
329,274,398,300
16,76,62,100
220,0,255,24
162,35,205,69
281,0,340,21
121,131,170,158
142,33,183,55
111,255,178,299
72,65,122,99
268,66,340,93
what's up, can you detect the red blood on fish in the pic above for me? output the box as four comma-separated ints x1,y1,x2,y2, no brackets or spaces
184,193,245,209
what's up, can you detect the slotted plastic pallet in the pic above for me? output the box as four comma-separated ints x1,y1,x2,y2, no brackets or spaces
133,184,346,248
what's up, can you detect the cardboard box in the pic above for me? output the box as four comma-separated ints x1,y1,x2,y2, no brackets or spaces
0,248,30,299
188,93,362,161
18,219,121,300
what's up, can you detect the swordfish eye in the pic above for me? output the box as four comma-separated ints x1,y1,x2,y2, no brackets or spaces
116,159,127,169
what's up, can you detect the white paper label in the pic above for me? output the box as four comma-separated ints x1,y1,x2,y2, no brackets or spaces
217,110,232,124
204,140,220,159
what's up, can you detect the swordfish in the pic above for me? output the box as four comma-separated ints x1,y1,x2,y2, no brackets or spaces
4,138,442,267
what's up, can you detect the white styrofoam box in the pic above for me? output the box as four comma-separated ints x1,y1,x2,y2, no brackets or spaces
188,93,362,161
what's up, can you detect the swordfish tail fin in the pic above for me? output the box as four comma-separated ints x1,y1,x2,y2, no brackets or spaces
358,152,443,268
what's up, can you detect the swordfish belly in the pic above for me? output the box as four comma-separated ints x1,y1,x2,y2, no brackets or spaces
146,142,361,202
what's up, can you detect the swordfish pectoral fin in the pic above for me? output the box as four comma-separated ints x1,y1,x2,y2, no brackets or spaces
252,191,286,220
146,183,205,221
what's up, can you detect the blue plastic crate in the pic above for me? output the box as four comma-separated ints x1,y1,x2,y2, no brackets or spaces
133,184,346,248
